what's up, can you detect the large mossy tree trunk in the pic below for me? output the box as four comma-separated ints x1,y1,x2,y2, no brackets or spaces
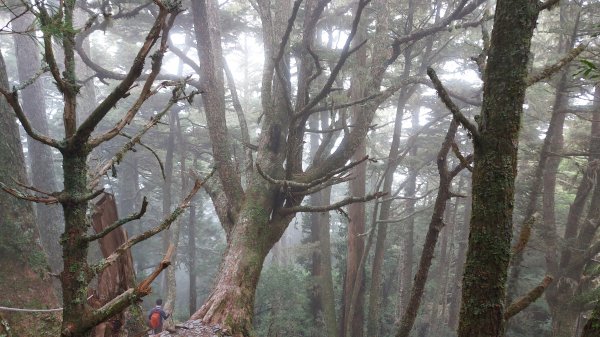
190,183,291,335
457,0,541,336
0,47,60,337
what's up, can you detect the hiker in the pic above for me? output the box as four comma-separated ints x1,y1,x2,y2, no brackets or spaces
148,298,170,334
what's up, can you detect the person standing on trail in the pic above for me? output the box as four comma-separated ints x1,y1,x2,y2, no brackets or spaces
148,298,170,334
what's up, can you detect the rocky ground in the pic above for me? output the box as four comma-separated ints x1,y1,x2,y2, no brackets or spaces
152,320,232,337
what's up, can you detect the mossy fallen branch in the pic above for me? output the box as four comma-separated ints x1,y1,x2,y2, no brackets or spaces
504,275,553,320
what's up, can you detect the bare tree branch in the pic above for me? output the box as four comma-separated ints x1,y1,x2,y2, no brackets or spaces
85,197,149,242
0,88,59,147
376,204,434,224
87,12,179,147
119,133,166,179
449,153,474,178
70,188,106,204
258,155,370,190
0,181,58,204
427,67,480,140
91,168,214,275
223,58,253,180
293,0,371,119
417,78,482,106
169,43,201,73
74,5,180,147
11,178,54,197
511,212,539,256
279,191,385,215
89,81,194,188
290,175,353,196
36,3,67,93
274,0,303,67
0,4,34,34
388,0,487,65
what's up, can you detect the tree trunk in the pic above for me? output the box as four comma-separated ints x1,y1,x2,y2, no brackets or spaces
342,142,367,337
90,193,146,337
457,0,540,336
539,73,569,337
308,113,338,337
190,195,289,336
317,187,337,337
117,153,144,276
162,110,176,297
430,201,455,336
0,47,60,337
341,13,369,335
61,152,96,337
397,110,419,318
447,179,471,331
366,92,406,337
188,187,198,316
188,0,411,333
396,119,461,337
12,9,63,273
366,23,425,328
165,110,187,316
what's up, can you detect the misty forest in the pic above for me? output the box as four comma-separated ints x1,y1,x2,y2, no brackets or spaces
1,0,600,336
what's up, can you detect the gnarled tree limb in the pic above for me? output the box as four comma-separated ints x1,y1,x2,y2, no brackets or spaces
427,67,480,140
278,191,385,215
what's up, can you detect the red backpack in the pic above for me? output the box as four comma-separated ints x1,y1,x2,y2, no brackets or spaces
149,309,161,329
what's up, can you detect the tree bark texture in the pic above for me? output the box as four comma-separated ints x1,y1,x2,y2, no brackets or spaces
457,0,540,336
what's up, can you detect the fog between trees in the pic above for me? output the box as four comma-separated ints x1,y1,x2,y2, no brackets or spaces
0,0,599,336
